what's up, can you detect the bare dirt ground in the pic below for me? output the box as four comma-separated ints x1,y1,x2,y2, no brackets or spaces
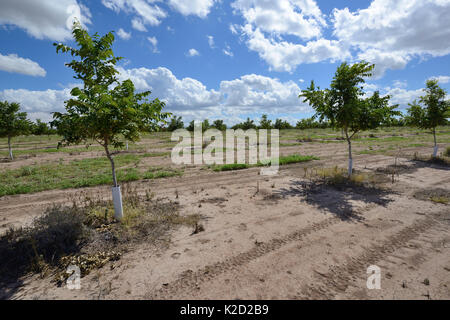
0,139,449,300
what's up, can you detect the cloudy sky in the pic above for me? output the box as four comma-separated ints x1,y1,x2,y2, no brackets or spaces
0,0,449,124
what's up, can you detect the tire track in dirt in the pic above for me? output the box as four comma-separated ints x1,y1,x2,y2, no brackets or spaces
146,215,341,299
299,212,447,299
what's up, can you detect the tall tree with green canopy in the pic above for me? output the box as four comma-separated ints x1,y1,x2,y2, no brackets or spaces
167,116,184,131
259,114,273,129
212,119,227,131
406,80,450,157
0,101,32,160
300,61,400,176
51,23,170,219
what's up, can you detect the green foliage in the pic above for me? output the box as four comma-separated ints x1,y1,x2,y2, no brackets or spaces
0,155,183,197
51,24,169,151
211,154,318,171
274,118,293,130
406,80,449,131
202,119,211,131
0,101,32,160
300,62,399,136
259,114,273,129
212,119,227,131
212,163,249,172
300,61,399,174
0,101,32,139
32,119,56,135
296,117,331,129
186,119,216,132
187,120,195,131
232,117,257,130
50,24,169,186
167,116,184,131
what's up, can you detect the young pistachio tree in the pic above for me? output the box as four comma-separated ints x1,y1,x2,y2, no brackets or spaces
300,62,399,176
0,101,32,160
406,80,449,157
51,24,169,219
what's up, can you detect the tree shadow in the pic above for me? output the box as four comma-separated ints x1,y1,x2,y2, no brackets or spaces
0,206,86,300
274,179,397,222
374,159,450,176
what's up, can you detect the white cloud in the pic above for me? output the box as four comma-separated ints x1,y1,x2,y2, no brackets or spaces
0,53,46,77
333,0,450,77
187,48,200,57
102,0,167,29
168,0,215,18
230,0,450,77
242,24,350,72
220,74,309,113
131,18,147,32
147,36,159,53
429,75,450,84
207,35,215,48
102,0,214,32
357,49,410,79
117,28,131,40
384,87,423,110
229,24,239,34
117,66,221,111
393,80,408,89
231,0,326,41
231,0,350,72
0,0,91,41
1,66,313,124
0,88,71,122
223,45,234,57
363,83,424,111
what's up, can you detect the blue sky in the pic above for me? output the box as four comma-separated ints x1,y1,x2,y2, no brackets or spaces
0,0,449,125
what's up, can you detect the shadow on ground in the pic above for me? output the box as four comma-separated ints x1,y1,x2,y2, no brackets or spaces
373,159,450,176
274,179,397,222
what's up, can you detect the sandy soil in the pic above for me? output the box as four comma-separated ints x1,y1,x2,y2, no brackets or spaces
0,143,449,300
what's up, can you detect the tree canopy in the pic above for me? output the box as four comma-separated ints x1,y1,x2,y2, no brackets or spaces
51,23,170,189
0,101,32,160
300,61,399,175
406,79,449,156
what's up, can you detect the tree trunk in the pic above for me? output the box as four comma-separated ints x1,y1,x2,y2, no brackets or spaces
433,128,438,157
344,128,352,177
105,146,118,187
347,139,353,177
8,136,13,161
105,145,123,220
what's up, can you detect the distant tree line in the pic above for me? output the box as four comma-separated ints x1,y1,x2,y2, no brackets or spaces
1,65,448,167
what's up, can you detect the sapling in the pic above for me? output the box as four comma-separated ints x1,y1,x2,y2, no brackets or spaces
0,101,32,160
51,23,169,219
406,80,449,157
300,62,399,176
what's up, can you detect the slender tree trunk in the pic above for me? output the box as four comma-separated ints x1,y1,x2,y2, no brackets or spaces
8,136,13,161
347,139,353,177
433,128,438,157
345,128,352,177
105,146,118,187
105,144,123,220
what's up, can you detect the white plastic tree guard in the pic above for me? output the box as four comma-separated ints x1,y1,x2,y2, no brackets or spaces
112,186,123,220
433,146,438,158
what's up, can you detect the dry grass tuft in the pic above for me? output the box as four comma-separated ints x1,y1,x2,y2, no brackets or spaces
0,183,203,290
309,166,390,188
